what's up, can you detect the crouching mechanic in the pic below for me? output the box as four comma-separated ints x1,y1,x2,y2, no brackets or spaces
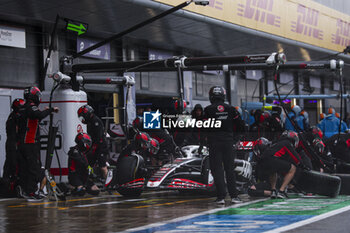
68,133,99,196
258,131,303,199
203,86,242,204
249,137,273,197
77,105,108,179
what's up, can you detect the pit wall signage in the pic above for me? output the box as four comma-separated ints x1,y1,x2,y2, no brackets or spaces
0,25,26,48
153,0,350,52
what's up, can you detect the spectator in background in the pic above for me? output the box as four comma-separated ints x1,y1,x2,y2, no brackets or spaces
335,112,348,132
318,107,348,139
319,113,325,123
249,109,255,126
136,107,144,117
346,113,350,128
298,110,310,131
285,105,301,131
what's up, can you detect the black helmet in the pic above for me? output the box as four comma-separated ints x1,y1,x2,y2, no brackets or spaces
77,105,94,123
149,138,160,155
75,132,92,152
24,86,42,105
209,86,226,103
134,132,151,150
11,98,25,113
253,137,270,159
194,104,203,111
281,130,299,148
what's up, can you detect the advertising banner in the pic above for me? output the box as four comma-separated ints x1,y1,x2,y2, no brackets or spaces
153,0,350,52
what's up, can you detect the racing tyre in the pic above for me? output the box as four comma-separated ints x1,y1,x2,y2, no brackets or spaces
295,169,341,197
116,156,144,197
333,174,350,195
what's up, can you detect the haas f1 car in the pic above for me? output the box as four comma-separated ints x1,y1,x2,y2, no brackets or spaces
105,145,253,197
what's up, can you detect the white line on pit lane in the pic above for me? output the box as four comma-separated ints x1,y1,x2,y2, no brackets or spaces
73,198,146,208
0,198,21,202
264,204,350,233
120,198,269,233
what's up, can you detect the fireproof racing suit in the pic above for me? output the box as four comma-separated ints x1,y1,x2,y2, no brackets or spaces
297,131,331,171
147,129,177,157
87,115,108,168
3,111,21,180
68,146,90,187
18,102,54,194
258,139,303,178
325,133,350,163
203,101,242,199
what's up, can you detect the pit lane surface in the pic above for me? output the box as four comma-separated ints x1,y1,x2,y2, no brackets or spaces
1,191,350,233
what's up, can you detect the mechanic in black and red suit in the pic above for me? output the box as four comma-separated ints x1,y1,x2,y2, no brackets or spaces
202,86,243,204
249,110,268,140
325,131,350,163
258,130,303,199
132,114,178,158
68,132,99,196
3,98,25,182
18,86,59,200
77,105,108,179
297,126,329,172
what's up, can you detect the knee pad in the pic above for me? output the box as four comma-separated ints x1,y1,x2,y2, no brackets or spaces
248,188,264,197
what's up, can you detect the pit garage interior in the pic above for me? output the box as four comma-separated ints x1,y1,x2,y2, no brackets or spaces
1,0,350,232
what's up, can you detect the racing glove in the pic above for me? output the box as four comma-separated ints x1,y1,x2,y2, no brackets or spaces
87,165,94,175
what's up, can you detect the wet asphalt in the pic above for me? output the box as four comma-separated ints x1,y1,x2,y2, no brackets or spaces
0,191,227,233
1,191,350,233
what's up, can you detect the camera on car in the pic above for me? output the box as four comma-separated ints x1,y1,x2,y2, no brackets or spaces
193,0,210,6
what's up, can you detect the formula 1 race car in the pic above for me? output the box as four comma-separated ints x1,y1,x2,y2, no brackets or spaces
105,145,253,197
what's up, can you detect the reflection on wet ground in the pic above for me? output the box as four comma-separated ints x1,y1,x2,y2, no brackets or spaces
0,191,252,233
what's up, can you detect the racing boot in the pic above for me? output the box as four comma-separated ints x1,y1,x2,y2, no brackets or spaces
276,190,289,199
214,198,225,205
270,189,277,199
231,196,243,204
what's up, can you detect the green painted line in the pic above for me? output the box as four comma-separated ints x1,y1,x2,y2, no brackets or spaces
216,195,350,216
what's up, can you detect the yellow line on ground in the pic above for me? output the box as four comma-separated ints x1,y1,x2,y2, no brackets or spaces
134,205,152,208
138,199,163,204
8,205,26,208
27,201,53,206
133,198,212,209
